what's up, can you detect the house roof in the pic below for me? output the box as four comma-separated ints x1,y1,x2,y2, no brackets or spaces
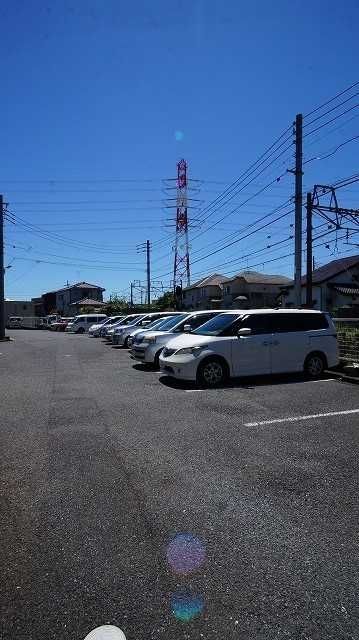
69,298,107,307
227,270,292,285
184,273,229,290
301,255,359,285
57,281,106,293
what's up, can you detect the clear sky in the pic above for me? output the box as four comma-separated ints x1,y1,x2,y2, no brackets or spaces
2,0,359,303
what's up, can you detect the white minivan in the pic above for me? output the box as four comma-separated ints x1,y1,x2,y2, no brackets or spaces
159,309,339,387
66,314,107,334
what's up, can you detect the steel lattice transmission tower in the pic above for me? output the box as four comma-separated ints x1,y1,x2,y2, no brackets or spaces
173,159,190,291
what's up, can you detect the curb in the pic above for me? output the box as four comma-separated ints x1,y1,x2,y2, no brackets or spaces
325,369,359,385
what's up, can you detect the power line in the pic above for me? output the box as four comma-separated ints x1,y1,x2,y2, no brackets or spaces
193,138,293,227
304,81,359,118
304,103,359,138
303,134,359,166
189,230,359,281
4,211,143,255
303,91,359,129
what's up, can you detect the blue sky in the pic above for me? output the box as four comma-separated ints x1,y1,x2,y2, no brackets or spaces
2,0,359,303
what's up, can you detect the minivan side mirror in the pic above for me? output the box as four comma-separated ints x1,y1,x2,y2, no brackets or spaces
237,327,252,337
183,324,192,333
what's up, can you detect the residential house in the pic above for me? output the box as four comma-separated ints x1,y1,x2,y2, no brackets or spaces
182,274,229,310
54,281,105,315
222,271,292,309
282,255,359,314
40,281,105,316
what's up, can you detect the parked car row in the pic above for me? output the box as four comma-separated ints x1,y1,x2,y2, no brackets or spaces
64,308,340,387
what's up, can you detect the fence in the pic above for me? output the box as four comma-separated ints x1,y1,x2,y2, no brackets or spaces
333,318,359,365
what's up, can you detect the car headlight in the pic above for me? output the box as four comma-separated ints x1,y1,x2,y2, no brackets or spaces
176,345,207,356
144,336,156,344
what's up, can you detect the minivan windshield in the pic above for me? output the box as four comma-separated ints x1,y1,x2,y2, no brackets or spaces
192,313,242,336
140,316,171,331
157,313,187,331
120,315,142,325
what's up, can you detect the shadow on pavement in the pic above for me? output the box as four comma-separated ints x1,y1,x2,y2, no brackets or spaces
158,372,335,391
132,363,157,372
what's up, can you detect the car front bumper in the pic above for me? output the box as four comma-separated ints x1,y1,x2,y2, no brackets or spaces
130,342,161,364
158,354,199,381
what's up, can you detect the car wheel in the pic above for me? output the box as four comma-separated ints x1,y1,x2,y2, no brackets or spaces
153,349,163,369
197,357,228,388
304,352,326,379
76,327,85,334
123,336,130,348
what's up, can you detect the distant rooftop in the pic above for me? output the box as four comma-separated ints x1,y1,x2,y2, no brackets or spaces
227,270,292,285
301,255,359,285
184,273,229,290
69,297,107,307
57,281,105,293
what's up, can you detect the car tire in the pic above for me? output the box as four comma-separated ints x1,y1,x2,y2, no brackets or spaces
196,357,229,388
123,336,130,348
153,349,163,369
304,352,326,379
76,327,85,334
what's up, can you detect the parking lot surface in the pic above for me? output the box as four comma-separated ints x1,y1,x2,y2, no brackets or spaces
1,330,359,640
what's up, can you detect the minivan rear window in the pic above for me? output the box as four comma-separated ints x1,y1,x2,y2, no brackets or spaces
271,313,329,332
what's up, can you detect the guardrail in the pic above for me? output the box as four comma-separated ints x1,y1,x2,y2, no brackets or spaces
333,318,359,365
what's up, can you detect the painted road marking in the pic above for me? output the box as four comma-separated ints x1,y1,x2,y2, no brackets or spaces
245,408,359,427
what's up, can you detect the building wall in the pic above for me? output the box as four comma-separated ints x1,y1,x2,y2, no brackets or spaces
222,278,286,308
182,285,222,309
5,301,35,321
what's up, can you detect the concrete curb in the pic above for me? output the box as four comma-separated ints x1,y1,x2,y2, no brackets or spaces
326,369,359,385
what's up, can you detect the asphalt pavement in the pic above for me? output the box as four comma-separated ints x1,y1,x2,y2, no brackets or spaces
1,330,359,640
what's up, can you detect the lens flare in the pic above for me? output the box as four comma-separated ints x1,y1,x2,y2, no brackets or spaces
171,592,204,622
166,533,206,575
83,625,127,640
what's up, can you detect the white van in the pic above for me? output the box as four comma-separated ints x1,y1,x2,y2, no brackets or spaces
65,314,107,334
159,309,339,387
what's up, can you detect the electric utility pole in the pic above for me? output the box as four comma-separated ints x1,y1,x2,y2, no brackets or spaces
136,241,151,307
130,282,134,307
306,191,313,307
146,239,151,307
294,114,303,307
0,195,5,340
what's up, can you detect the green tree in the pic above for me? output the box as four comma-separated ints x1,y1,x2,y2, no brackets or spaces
104,295,129,315
154,291,175,310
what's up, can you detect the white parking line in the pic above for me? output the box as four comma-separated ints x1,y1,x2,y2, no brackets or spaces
245,409,359,427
